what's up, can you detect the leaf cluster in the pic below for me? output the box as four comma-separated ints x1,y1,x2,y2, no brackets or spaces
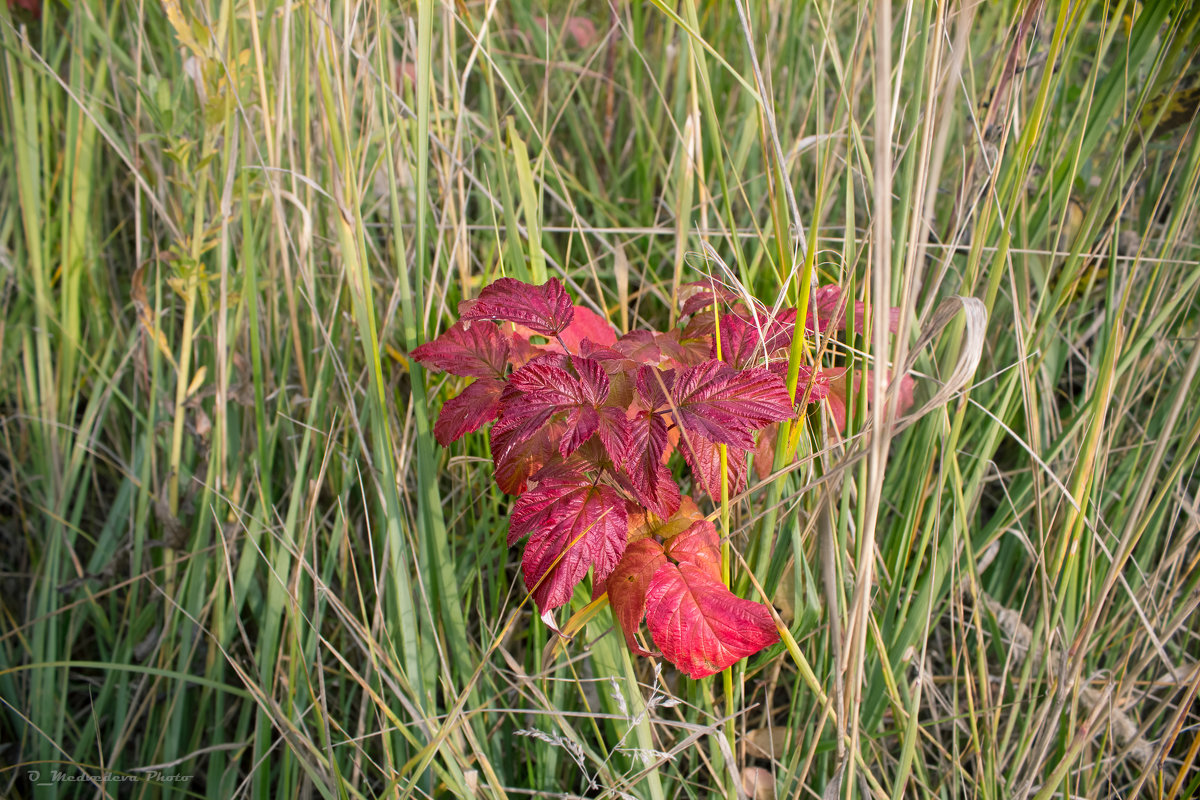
414,277,898,676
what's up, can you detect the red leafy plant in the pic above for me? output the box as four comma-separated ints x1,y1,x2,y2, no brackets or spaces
412,277,900,678
7,0,41,17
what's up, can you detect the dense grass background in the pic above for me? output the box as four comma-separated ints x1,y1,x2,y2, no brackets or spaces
2,0,1199,798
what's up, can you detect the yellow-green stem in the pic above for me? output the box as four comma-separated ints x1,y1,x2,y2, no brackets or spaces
713,297,736,797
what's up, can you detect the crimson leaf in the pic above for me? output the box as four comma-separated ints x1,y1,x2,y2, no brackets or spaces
634,364,672,412
806,284,901,335
433,377,504,446
508,462,592,545
410,320,510,379
490,423,558,495
669,360,793,449
494,354,628,462
621,408,680,519
678,280,744,319
711,312,796,370
678,432,748,502
459,277,575,337
516,480,628,611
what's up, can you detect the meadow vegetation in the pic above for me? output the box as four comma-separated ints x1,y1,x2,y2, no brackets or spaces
1,0,1199,798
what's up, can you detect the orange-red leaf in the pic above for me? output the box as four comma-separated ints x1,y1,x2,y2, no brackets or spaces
614,330,663,364
559,305,618,352
664,520,721,579
644,563,779,679
511,304,618,356
606,539,667,655
656,327,712,367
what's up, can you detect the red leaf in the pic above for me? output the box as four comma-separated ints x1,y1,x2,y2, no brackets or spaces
459,277,575,337
644,563,779,679
534,15,599,49
559,306,618,351
749,371,832,479
575,352,640,413
750,367,829,479
806,285,845,334
634,365,672,411
8,0,40,17
897,374,916,414
613,330,663,364
605,370,636,411
806,285,901,335
670,360,793,449
711,312,796,370
678,280,743,318
711,314,765,370
571,355,612,404
796,365,833,403
623,497,704,551
433,378,504,446
606,539,668,655
505,330,544,368
657,327,713,366
753,423,779,482
579,340,629,364
520,483,628,611
664,520,722,580
621,409,680,519
822,367,916,432
495,354,622,460
565,438,619,478
491,423,558,495
679,308,716,340
509,464,591,544
595,407,632,466
505,352,570,390
410,320,510,379
678,432,748,502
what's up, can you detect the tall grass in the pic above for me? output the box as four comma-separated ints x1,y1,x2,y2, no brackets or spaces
1,1,1198,798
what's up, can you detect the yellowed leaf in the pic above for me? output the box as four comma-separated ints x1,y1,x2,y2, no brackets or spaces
161,0,205,59
132,262,178,371
542,594,610,665
186,366,206,399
